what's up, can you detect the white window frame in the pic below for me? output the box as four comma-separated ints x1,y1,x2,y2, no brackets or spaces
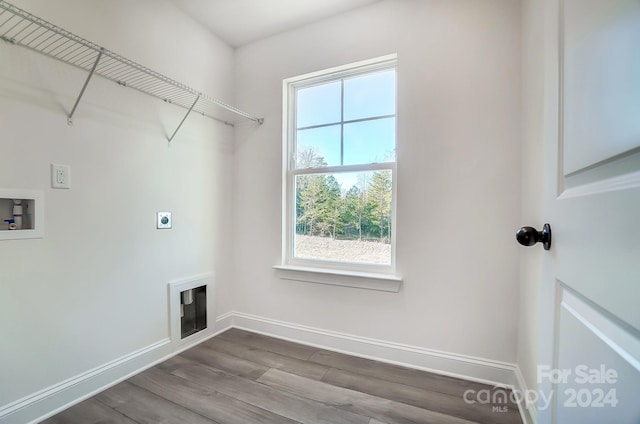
278,55,401,289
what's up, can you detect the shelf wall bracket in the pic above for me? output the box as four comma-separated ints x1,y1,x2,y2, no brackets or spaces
67,48,103,126
168,94,200,142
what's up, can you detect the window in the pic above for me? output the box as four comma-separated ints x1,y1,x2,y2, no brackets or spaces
282,55,398,277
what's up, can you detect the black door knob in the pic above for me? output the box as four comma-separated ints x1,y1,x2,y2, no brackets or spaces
516,223,551,250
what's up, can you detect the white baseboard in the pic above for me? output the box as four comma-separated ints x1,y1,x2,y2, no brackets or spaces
230,311,516,386
0,315,234,424
514,365,537,424
213,311,235,335
0,339,171,424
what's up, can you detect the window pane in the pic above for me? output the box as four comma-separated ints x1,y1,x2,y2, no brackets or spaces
296,125,341,168
294,170,392,265
343,118,396,165
296,81,341,128
344,69,396,121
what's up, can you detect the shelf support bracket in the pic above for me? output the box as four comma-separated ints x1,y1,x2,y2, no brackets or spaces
168,94,200,142
67,48,103,126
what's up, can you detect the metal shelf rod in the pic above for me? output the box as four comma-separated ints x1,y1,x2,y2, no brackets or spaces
67,48,102,125
169,94,200,142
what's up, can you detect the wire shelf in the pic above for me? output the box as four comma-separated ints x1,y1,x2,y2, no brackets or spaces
0,1,263,139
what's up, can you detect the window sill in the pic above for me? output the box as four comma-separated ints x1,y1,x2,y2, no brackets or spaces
273,265,402,292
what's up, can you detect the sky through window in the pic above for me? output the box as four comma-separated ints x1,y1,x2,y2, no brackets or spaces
295,69,396,191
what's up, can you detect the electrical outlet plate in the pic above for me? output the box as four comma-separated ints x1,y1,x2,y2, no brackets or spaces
51,164,70,189
157,212,172,229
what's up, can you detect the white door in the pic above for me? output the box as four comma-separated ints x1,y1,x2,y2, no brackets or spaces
535,0,640,423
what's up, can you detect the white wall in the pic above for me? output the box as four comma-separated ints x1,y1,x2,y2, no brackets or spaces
0,0,236,414
233,0,522,363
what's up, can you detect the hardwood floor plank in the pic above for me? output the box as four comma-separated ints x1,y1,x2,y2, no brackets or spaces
204,336,330,380
171,359,371,424
322,367,522,424
40,398,138,424
257,368,483,424
218,329,318,360
155,353,197,373
309,349,502,399
41,330,522,424
95,381,218,424
180,343,270,380
129,366,299,424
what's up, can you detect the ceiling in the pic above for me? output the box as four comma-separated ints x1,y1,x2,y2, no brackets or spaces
170,0,383,48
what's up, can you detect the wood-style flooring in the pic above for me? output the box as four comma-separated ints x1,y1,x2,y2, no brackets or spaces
41,329,523,424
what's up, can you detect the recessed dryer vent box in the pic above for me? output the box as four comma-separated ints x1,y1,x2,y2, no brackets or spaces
0,189,44,241
180,286,207,339
168,274,213,346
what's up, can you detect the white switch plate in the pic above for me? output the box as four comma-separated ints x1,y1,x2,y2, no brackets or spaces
51,164,70,189
157,212,172,229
